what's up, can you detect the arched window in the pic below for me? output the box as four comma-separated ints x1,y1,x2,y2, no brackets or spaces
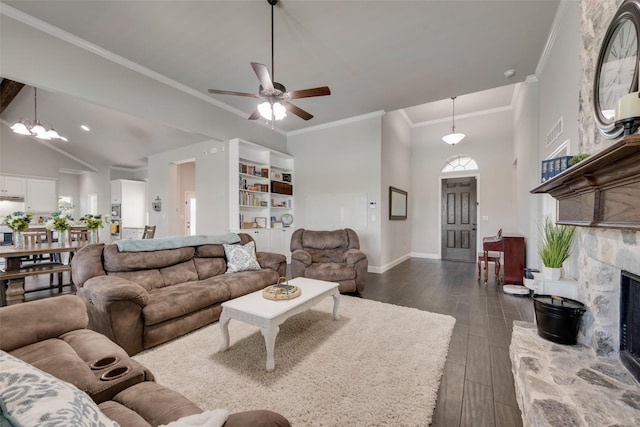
441,155,478,172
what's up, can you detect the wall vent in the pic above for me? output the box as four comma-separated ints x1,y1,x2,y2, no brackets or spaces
546,116,564,146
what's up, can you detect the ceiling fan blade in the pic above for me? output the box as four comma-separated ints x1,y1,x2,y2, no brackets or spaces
248,110,261,120
286,86,331,99
282,101,313,121
251,62,274,91
208,89,260,98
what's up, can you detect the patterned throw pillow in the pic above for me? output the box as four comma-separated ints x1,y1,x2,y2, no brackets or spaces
223,241,261,273
0,351,119,427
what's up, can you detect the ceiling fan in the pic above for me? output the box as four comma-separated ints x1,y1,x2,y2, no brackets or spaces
207,0,330,122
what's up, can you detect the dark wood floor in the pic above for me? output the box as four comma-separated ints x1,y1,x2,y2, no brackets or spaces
15,257,533,427
360,258,534,427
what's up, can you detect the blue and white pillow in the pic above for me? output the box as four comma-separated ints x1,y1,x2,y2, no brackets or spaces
0,351,119,427
223,241,261,273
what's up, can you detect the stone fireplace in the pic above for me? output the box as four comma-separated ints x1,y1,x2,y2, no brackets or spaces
620,271,640,383
510,2,640,423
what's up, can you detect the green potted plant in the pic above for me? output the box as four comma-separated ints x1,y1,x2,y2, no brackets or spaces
538,215,576,280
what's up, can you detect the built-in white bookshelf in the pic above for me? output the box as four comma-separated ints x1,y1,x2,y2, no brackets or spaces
229,138,294,232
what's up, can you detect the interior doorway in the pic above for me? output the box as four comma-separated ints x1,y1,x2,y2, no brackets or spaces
441,176,477,262
185,191,196,235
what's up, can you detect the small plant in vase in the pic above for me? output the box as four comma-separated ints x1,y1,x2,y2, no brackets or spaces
1,211,33,248
538,215,576,280
81,214,105,243
46,211,73,246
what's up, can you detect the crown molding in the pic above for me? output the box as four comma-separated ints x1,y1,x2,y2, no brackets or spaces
286,110,386,136
411,105,513,128
535,0,571,77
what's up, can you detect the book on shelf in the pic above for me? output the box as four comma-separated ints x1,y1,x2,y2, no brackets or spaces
271,181,293,195
239,163,269,177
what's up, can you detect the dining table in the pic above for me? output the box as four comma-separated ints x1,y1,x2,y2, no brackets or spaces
0,241,89,305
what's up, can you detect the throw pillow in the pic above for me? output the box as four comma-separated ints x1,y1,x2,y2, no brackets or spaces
223,241,261,273
0,351,119,427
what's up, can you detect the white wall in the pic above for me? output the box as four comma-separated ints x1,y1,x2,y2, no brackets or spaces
538,1,581,159
287,115,383,268
147,139,228,238
380,111,412,271
514,1,581,271
410,108,516,258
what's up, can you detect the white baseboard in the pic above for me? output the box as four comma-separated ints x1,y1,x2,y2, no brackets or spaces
367,253,440,274
368,254,411,274
409,252,440,259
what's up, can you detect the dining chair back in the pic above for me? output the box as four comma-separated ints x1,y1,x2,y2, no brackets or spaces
142,225,156,239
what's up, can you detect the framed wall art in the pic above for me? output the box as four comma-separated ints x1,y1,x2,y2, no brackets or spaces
389,187,407,220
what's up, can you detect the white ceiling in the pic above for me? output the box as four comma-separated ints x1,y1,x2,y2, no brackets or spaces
0,0,560,169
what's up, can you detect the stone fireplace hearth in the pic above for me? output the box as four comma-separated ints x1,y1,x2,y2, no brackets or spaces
510,322,640,426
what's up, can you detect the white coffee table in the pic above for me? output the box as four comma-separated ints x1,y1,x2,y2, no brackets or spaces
218,277,340,371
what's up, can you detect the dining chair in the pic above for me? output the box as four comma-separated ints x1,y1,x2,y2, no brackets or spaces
22,230,62,288
22,230,50,263
70,229,90,243
142,225,156,239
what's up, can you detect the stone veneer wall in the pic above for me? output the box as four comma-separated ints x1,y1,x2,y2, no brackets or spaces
575,0,640,357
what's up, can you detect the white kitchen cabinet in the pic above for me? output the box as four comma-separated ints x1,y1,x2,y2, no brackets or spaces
111,180,146,229
26,179,56,212
0,176,26,197
110,180,122,204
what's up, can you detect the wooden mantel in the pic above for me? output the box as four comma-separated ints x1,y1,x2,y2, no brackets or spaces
531,134,640,230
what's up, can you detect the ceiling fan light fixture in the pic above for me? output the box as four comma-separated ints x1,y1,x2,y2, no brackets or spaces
442,96,465,145
258,101,287,121
273,102,287,120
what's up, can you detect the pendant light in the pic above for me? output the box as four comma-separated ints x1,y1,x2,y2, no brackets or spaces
442,96,465,145
10,88,67,141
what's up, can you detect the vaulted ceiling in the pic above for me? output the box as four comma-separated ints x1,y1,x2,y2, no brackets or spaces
0,0,560,169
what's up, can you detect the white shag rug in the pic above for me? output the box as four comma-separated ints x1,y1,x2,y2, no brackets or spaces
133,296,456,426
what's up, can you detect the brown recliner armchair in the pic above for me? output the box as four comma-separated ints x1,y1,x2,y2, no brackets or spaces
290,228,367,293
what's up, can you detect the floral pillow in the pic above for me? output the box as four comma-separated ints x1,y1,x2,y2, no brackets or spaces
0,351,119,427
223,241,261,273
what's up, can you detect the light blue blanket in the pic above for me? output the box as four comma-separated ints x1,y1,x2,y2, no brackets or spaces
115,233,241,252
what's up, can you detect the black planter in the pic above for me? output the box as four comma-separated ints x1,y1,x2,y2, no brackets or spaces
532,294,586,345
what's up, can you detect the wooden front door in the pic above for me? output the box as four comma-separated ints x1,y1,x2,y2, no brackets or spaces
441,177,477,261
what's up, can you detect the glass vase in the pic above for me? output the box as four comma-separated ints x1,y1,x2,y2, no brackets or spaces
89,229,99,244
13,231,24,249
59,230,69,247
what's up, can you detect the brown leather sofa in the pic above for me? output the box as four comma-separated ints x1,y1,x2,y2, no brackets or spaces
290,228,367,293
71,233,286,356
0,295,290,426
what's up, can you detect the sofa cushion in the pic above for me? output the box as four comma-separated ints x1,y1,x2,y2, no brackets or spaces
214,270,280,299
305,263,356,282
223,241,261,273
103,244,195,272
195,244,226,258
0,294,88,353
108,270,165,291
301,229,348,250
0,351,119,427
108,381,202,426
307,248,345,264
159,260,199,287
193,257,227,280
143,279,231,326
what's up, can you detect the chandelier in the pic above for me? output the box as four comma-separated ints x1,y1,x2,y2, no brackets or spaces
442,96,465,146
10,88,67,141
